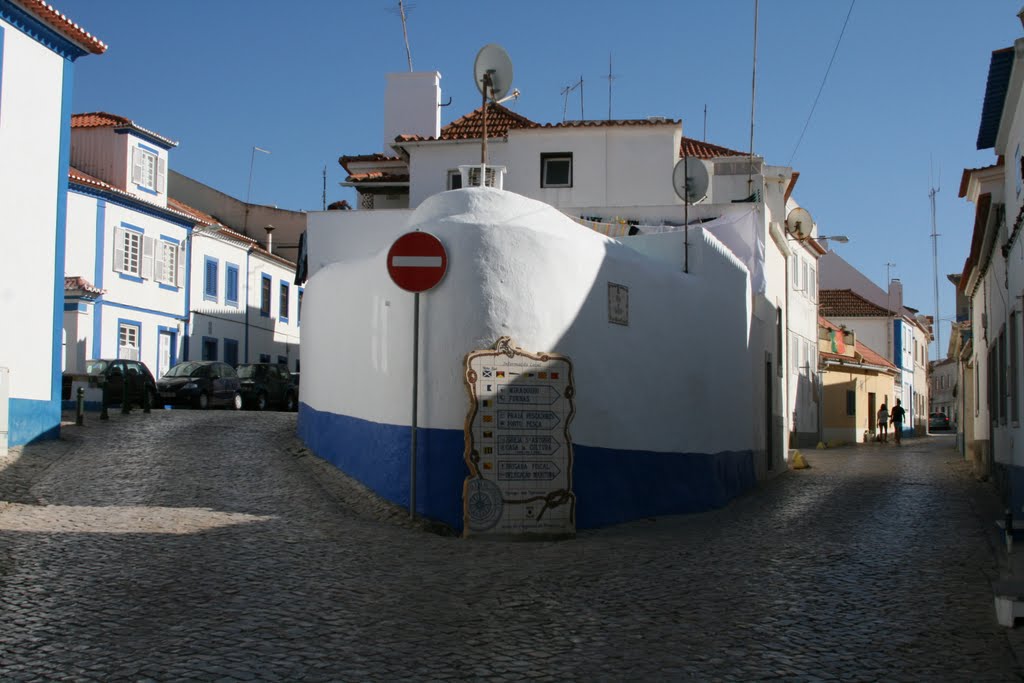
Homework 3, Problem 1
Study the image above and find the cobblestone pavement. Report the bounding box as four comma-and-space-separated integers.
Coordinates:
0, 411, 1021, 681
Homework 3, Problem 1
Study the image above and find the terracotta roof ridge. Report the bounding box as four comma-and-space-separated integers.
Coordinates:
16, 0, 107, 54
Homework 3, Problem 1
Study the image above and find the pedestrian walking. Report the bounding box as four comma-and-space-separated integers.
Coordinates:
890, 399, 906, 445
877, 403, 889, 442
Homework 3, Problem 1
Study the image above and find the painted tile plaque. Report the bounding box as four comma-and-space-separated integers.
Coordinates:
463, 336, 575, 538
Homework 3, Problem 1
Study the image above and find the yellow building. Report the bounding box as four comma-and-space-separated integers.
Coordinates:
820, 317, 898, 444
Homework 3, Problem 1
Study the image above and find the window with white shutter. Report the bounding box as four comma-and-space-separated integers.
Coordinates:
116, 228, 142, 276
155, 240, 179, 287
132, 146, 159, 191
119, 323, 140, 360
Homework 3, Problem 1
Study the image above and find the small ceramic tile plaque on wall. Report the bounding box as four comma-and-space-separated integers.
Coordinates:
608, 282, 629, 326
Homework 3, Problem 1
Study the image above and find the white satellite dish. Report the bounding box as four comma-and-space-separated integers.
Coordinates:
786, 207, 814, 238
474, 44, 514, 101
672, 158, 709, 203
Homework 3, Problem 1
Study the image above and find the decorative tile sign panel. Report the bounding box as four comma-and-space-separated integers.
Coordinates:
463, 336, 575, 538
608, 282, 629, 326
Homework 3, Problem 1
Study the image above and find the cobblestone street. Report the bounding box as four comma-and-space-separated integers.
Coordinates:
0, 410, 1021, 681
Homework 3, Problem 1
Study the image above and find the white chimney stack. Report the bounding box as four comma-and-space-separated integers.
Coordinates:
383, 72, 441, 153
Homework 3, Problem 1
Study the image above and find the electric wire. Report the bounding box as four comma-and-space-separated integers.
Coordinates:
788, 0, 856, 166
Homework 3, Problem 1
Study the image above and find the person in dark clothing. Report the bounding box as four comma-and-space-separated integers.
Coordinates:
877, 403, 889, 442
890, 399, 906, 445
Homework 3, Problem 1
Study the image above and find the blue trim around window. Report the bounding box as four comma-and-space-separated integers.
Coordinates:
225, 263, 240, 307
118, 221, 144, 283
135, 184, 158, 196
279, 279, 290, 323
134, 143, 160, 195
138, 143, 159, 155
204, 256, 219, 302
201, 336, 218, 361
113, 127, 175, 151
158, 234, 182, 292
63, 303, 87, 312
116, 317, 142, 359
0, 0, 89, 61
298, 287, 304, 327
260, 273, 272, 317
224, 338, 239, 367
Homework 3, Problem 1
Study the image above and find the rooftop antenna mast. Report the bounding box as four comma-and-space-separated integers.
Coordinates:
322, 165, 327, 211
561, 76, 583, 122
398, 0, 414, 71
930, 161, 941, 357
747, 0, 759, 193
606, 53, 616, 121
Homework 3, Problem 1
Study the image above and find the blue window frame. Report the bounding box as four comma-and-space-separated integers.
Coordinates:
225, 263, 239, 307
224, 338, 239, 367
280, 280, 290, 323
202, 336, 218, 361
297, 288, 304, 326
260, 273, 272, 317
204, 257, 219, 302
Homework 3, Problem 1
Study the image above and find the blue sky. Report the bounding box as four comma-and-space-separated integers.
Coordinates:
59, 1, 1022, 356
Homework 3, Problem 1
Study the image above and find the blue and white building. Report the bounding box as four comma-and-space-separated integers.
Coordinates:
63, 113, 301, 382
0, 0, 105, 447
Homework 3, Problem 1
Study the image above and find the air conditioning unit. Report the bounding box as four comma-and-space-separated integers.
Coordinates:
459, 164, 506, 189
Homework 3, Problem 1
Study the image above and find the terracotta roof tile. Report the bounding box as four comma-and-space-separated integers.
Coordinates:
681, 137, 747, 159
435, 102, 539, 140
959, 159, 1003, 198
538, 118, 681, 130
345, 171, 409, 184
819, 316, 896, 370
71, 112, 178, 148
819, 289, 893, 318
15, 0, 107, 54
338, 153, 401, 173
64, 275, 103, 295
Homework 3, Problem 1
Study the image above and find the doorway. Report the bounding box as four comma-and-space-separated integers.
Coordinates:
868, 392, 876, 436
158, 330, 176, 378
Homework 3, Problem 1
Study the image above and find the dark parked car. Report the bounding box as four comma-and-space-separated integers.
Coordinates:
236, 363, 298, 411
929, 412, 950, 431
62, 359, 158, 409
156, 361, 242, 409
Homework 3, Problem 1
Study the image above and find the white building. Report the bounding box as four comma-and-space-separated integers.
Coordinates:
63, 113, 301, 382
819, 252, 932, 436
0, 2, 105, 447
930, 357, 957, 424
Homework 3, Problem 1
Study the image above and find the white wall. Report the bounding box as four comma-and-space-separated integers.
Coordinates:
303, 188, 754, 455
383, 71, 440, 151
0, 21, 64, 403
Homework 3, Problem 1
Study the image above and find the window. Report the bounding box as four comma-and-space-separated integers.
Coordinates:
846, 390, 856, 416
280, 281, 290, 322
202, 337, 218, 361
791, 255, 801, 289
204, 257, 219, 302
1013, 312, 1020, 423
298, 289, 304, 326
278, 355, 288, 367
114, 227, 142, 276
226, 264, 239, 307
809, 265, 817, 302
801, 260, 809, 297
790, 333, 798, 374
118, 322, 140, 360
224, 339, 239, 368
260, 274, 272, 317
540, 153, 573, 188
131, 145, 165, 193
1000, 329, 1008, 424
259, 353, 271, 363
447, 170, 463, 190
156, 239, 181, 287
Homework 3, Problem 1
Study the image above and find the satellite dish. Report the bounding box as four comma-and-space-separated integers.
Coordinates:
474, 44, 514, 101
672, 158, 709, 203
786, 207, 814, 238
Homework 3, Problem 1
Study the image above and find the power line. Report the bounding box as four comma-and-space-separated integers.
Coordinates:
787, 0, 856, 167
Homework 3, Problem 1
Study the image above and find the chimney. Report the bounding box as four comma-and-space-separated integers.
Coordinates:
383, 72, 441, 152
264, 224, 275, 255
888, 278, 903, 312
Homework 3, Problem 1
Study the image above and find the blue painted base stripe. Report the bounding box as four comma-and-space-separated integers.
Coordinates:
298, 404, 758, 532
8, 398, 61, 446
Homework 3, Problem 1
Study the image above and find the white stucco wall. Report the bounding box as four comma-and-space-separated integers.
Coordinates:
302, 188, 754, 456
0, 20, 65, 403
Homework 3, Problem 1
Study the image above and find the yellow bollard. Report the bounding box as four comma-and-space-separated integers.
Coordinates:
791, 451, 810, 469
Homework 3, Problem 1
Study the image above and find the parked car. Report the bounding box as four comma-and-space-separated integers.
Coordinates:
156, 361, 242, 409
62, 359, 158, 409
236, 363, 298, 411
929, 412, 950, 431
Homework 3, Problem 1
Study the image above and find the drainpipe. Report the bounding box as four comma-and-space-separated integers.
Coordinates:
244, 246, 253, 363
183, 227, 193, 361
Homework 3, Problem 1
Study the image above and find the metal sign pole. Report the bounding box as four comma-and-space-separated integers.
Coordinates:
410, 291, 420, 519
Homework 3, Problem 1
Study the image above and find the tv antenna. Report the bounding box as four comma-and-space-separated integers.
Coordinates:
929, 162, 941, 357
605, 54, 616, 121
473, 44, 514, 185
394, 0, 414, 71
561, 76, 584, 122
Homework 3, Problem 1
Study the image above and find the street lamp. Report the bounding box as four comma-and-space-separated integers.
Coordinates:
244, 146, 271, 234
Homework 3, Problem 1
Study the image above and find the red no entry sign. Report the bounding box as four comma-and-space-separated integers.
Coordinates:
387, 231, 448, 293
